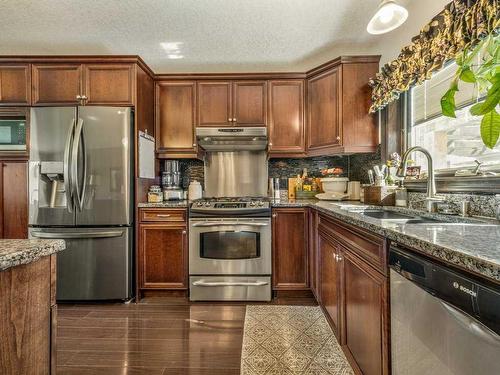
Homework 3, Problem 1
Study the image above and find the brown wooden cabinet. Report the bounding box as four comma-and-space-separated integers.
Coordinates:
307, 67, 341, 154
83, 64, 135, 105
233, 81, 267, 126
343, 249, 388, 375
307, 57, 380, 155
138, 209, 188, 293
197, 81, 266, 127
155, 81, 197, 157
0, 254, 56, 375
268, 80, 305, 156
32, 63, 135, 106
318, 229, 343, 339
32, 64, 82, 106
272, 208, 308, 290
315, 213, 389, 375
0, 64, 31, 106
0, 161, 28, 239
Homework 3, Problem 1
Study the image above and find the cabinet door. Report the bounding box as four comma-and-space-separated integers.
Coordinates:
197, 82, 232, 127
343, 249, 388, 375
83, 64, 135, 106
139, 224, 187, 289
155, 82, 197, 156
0, 64, 31, 106
272, 208, 308, 290
32, 64, 82, 105
319, 232, 342, 338
233, 81, 267, 126
307, 67, 341, 153
268, 80, 305, 155
0, 161, 27, 239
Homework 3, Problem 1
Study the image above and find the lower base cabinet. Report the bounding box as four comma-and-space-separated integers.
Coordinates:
317, 214, 389, 375
343, 248, 388, 375
138, 209, 188, 298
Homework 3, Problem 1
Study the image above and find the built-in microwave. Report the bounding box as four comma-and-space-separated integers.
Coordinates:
0, 118, 27, 150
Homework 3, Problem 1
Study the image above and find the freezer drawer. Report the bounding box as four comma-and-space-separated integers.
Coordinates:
189, 276, 271, 301
30, 227, 133, 301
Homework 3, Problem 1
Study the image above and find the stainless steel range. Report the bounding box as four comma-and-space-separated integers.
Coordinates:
189, 197, 272, 301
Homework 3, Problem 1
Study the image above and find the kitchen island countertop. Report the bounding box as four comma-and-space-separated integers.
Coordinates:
0, 239, 65, 272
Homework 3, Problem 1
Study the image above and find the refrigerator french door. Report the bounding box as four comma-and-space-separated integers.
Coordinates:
28, 106, 133, 301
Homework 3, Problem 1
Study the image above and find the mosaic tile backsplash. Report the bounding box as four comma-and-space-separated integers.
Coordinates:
162, 147, 498, 218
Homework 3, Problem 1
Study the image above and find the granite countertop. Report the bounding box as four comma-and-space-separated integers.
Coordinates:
0, 239, 66, 272
273, 198, 500, 282
138, 200, 189, 208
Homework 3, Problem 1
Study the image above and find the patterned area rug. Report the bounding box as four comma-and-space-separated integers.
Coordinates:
241, 305, 354, 374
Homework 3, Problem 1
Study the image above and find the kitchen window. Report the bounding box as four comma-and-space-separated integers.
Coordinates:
407, 61, 500, 174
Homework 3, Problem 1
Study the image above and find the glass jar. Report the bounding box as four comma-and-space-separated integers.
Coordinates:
148, 185, 163, 203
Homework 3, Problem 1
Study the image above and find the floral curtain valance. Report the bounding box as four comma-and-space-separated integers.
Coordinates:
369, 0, 499, 113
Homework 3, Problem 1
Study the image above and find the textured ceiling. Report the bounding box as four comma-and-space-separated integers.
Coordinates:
0, 0, 446, 73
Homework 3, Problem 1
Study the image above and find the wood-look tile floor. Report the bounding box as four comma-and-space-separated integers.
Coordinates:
56, 296, 317, 375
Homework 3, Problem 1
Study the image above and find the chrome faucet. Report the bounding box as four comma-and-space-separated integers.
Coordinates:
397, 146, 445, 213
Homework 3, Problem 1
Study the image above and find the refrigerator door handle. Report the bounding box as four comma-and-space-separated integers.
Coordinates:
71, 118, 87, 211
63, 118, 76, 213
30, 230, 125, 239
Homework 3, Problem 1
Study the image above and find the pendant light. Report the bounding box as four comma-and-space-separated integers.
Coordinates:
367, 0, 409, 35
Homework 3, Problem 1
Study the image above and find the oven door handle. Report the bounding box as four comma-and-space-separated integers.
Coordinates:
192, 280, 269, 287
191, 222, 269, 227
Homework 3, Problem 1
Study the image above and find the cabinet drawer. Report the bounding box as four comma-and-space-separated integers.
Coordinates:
140, 209, 187, 223
318, 214, 386, 274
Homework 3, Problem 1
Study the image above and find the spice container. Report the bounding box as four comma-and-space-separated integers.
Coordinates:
148, 185, 163, 203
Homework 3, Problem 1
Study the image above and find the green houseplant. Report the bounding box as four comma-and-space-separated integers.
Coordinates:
441, 34, 500, 149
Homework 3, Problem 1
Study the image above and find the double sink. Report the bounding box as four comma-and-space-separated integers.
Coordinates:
339, 205, 455, 225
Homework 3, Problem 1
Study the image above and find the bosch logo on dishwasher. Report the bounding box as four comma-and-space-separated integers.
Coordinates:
452, 281, 477, 297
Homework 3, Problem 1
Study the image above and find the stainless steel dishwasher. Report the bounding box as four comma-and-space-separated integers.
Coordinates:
389, 246, 500, 375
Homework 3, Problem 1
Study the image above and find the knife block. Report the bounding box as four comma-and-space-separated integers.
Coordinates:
363, 186, 397, 206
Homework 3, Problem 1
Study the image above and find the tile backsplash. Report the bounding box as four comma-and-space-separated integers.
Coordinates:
163, 146, 498, 218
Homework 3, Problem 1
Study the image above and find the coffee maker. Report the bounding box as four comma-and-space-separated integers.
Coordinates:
162, 160, 184, 200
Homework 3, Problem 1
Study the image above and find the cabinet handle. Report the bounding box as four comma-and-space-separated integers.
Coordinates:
156, 214, 171, 218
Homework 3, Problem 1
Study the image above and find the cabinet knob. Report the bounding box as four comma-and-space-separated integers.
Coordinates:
233, 118, 237, 122
336, 136, 341, 141
182, 230, 187, 234
81, 95, 88, 100
269, 142, 273, 146
76, 95, 82, 99
228, 118, 232, 122
272, 213, 277, 218
192, 143, 197, 147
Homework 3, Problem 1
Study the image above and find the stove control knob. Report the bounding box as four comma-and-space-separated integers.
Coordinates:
196, 202, 203, 206
204, 202, 211, 207
258, 201, 264, 206
249, 201, 256, 206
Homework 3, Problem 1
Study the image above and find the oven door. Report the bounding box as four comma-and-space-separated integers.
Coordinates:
189, 218, 271, 275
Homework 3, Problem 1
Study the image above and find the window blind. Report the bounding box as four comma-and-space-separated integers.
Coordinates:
411, 61, 479, 125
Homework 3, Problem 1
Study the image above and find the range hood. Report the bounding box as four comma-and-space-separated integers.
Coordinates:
196, 127, 268, 151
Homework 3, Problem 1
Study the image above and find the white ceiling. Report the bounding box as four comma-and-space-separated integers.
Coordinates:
0, 0, 448, 73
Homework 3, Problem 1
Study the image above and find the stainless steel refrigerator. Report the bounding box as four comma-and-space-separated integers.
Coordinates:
28, 106, 133, 301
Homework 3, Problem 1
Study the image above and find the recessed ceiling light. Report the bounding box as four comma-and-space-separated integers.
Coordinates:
367, 0, 408, 35
167, 54, 184, 59
160, 42, 183, 52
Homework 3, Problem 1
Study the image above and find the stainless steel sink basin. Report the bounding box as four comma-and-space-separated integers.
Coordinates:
350, 209, 447, 224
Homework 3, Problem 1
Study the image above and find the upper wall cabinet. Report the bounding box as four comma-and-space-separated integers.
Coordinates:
32, 63, 135, 106
307, 57, 380, 155
0, 64, 31, 106
155, 81, 197, 158
84, 64, 135, 106
268, 80, 305, 156
197, 81, 267, 127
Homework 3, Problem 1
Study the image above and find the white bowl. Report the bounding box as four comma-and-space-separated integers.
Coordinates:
320, 177, 348, 193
